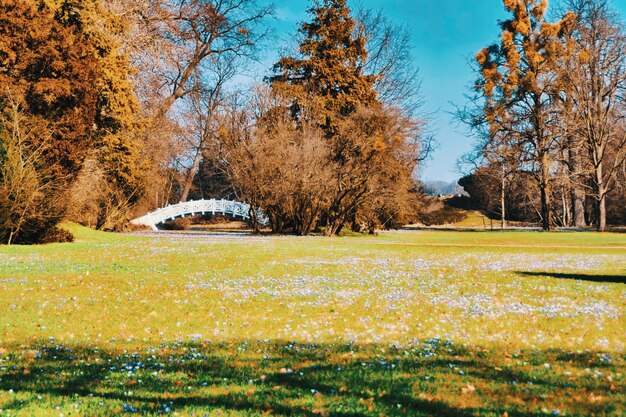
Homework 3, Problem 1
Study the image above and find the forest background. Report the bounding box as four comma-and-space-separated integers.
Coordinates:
1, 0, 625, 243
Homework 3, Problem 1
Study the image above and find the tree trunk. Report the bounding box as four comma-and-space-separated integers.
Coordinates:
569, 146, 586, 227
180, 149, 202, 203
500, 174, 506, 229
248, 206, 260, 234
598, 194, 606, 232
572, 191, 586, 228
561, 192, 569, 227
325, 220, 341, 236
596, 161, 606, 232
540, 186, 552, 230
539, 153, 553, 231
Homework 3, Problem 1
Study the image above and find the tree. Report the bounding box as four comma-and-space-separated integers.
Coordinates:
458, 167, 503, 220
0, 0, 101, 178
177, 57, 236, 202
459, 165, 542, 225
0, 91, 62, 244
223, 88, 335, 235
271, 0, 378, 137
355, 6, 427, 124
103, 0, 273, 212
558, 0, 626, 231
458, 129, 520, 229
137, 0, 273, 119
326, 106, 421, 235
349, 108, 423, 233
0, 0, 143, 236
268, 0, 424, 235
473, 0, 577, 230
72, 0, 145, 229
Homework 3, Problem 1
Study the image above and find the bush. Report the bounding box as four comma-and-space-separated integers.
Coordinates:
39, 227, 74, 244
0, 95, 64, 244
160, 217, 191, 230
6, 221, 73, 245
128, 223, 153, 232
419, 207, 467, 226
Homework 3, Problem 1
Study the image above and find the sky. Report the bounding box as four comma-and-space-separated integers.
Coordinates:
252, 0, 626, 183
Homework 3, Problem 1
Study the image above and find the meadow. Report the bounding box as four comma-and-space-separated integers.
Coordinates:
0, 225, 624, 416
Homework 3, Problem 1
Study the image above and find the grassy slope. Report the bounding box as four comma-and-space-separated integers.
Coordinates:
0, 225, 624, 416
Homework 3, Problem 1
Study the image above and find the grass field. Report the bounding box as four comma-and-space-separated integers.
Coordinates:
0, 225, 624, 416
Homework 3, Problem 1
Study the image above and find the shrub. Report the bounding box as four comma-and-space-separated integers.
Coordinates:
419, 207, 467, 226
0, 92, 64, 244
160, 217, 191, 230
39, 227, 74, 244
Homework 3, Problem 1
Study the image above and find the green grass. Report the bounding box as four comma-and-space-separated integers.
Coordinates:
0, 225, 624, 416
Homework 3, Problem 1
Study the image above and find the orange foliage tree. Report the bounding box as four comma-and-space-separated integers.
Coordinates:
474, 0, 577, 230
0, 0, 142, 240
267, 0, 423, 235
271, 0, 378, 137
558, 0, 626, 231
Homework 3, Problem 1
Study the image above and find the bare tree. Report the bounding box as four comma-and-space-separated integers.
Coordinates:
467, 0, 577, 230
101, 0, 273, 212
559, 0, 626, 231
139, 0, 274, 119
355, 6, 434, 160
177, 56, 237, 202
223, 88, 335, 235
356, 7, 422, 115
458, 126, 520, 229
66, 154, 144, 231
0, 91, 63, 244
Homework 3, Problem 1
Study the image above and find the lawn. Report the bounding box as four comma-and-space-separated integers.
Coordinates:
0, 225, 624, 416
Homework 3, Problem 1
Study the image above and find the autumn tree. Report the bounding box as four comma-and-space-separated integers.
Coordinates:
473, 0, 577, 230
221, 88, 335, 235
0, 92, 63, 244
271, 0, 378, 136
60, 0, 145, 229
102, 0, 273, 212
342, 107, 423, 233
0, 0, 100, 179
0, 0, 143, 238
268, 0, 424, 235
558, 0, 626, 231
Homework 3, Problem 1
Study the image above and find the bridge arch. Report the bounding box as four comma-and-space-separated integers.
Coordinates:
130, 199, 268, 230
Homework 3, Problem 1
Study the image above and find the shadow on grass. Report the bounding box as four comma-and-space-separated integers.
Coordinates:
516, 271, 626, 284
0, 340, 623, 416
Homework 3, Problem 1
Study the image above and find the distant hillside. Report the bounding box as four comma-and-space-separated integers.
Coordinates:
422, 180, 467, 196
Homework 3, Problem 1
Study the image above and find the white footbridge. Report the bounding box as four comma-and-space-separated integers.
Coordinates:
130, 199, 268, 230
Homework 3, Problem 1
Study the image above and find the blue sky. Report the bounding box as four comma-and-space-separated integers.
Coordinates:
255, 0, 626, 183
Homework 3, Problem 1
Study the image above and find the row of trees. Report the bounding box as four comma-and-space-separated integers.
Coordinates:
460, 0, 626, 231
0, 0, 274, 243
0, 0, 141, 243
0, 0, 428, 242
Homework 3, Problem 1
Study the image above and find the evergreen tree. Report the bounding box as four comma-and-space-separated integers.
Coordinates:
0, 0, 142, 241
271, 0, 378, 137
261, 0, 421, 235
